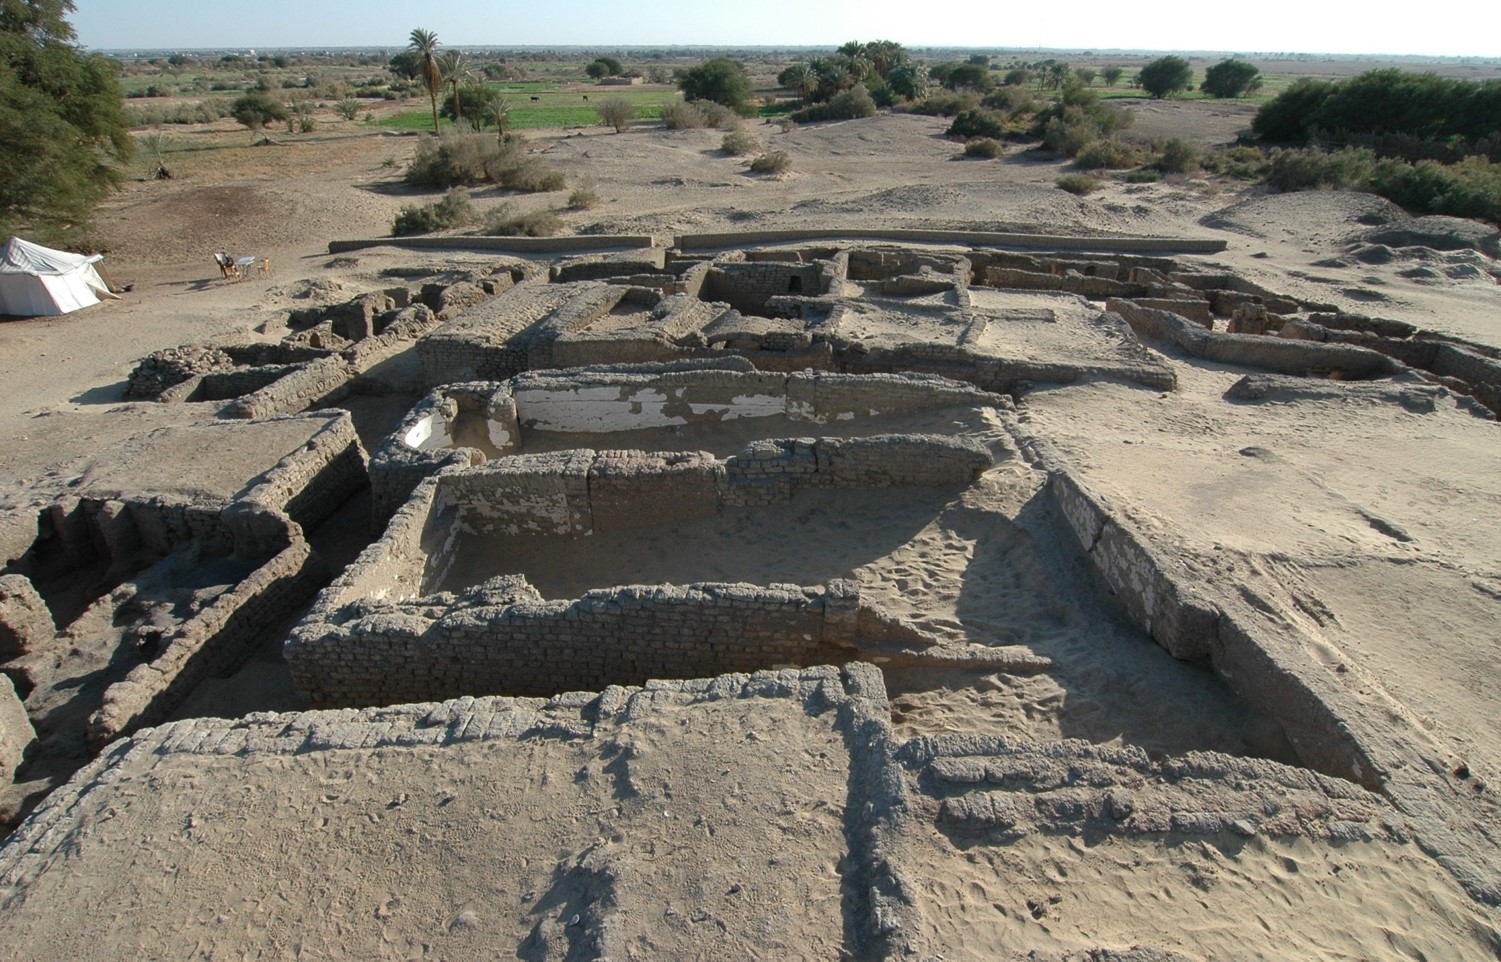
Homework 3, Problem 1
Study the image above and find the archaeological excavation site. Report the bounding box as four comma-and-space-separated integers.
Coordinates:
3, 233, 1500, 960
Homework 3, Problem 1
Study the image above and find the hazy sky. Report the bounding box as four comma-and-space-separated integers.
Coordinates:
71, 0, 1500, 57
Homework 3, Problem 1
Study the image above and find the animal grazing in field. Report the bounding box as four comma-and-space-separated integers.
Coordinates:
530, 96, 539, 101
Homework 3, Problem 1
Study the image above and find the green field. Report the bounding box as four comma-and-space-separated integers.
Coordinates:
380, 83, 680, 131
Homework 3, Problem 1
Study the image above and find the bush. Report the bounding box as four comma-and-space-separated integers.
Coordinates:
1200, 145, 1270, 180
1120, 169, 1161, 184
1042, 114, 1099, 157
749, 150, 791, 174
721, 129, 760, 155
1055, 173, 1099, 195
125, 100, 233, 126
676, 58, 754, 113
911, 91, 980, 117
1265, 146, 1377, 191
497, 156, 565, 192
335, 98, 361, 120
947, 108, 1006, 140
230, 91, 287, 129
1261, 147, 1501, 224
1251, 78, 1335, 141
392, 188, 474, 235
586, 56, 623, 79
1253, 70, 1501, 150
789, 83, 877, 123
982, 85, 1034, 115
405, 132, 563, 192
962, 137, 1004, 159
1201, 60, 1262, 99
1074, 138, 1145, 170
567, 183, 600, 209
660, 99, 736, 130
1138, 56, 1193, 99
482, 202, 562, 236
596, 98, 636, 133
1157, 137, 1199, 173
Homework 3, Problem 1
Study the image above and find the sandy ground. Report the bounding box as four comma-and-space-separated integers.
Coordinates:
2, 100, 1501, 959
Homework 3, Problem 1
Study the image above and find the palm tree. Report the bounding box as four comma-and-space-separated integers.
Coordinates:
484, 93, 511, 142
439, 50, 471, 126
408, 28, 442, 134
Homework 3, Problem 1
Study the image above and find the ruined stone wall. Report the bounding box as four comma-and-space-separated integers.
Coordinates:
289, 580, 844, 706
438, 436, 991, 537
367, 370, 1004, 527
1107, 298, 1401, 380
417, 285, 577, 385
368, 383, 507, 525
88, 539, 330, 743
701, 262, 830, 314
221, 356, 355, 420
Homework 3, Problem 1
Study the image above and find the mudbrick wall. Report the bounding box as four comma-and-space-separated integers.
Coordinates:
287, 572, 941, 708
1107, 298, 1401, 379
438, 434, 992, 538
87, 539, 330, 743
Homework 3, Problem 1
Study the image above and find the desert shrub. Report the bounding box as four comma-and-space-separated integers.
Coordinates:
1250, 79, 1335, 141
1264, 146, 1377, 191
392, 188, 474, 235
721, 129, 760, 155
1200, 60, 1262, 99
230, 91, 287, 129
963, 137, 1004, 158
982, 85, 1034, 114
1055, 173, 1099, 195
1102, 66, 1124, 87
937, 62, 993, 93
1042, 114, 1099, 157
567, 183, 600, 209
675, 58, 754, 113
125, 100, 233, 126
482, 203, 562, 237
1260, 148, 1501, 224
1253, 71, 1501, 151
406, 132, 500, 186
775, 117, 799, 133
911, 91, 979, 117
596, 98, 636, 133
660, 99, 736, 130
1157, 137, 1199, 173
1074, 138, 1145, 170
1200, 145, 1269, 179
405, 132, 563, 192
586, 56, 623, 79
1120, 169, 1161, 183
1367, 155, 1501, 224
789, 83, 877, 123
749, 150, 791, 174
335, 98, 361, 120
947, 109, 1006, 140
496, 156, 565, 192
1138, 56, 1193, 99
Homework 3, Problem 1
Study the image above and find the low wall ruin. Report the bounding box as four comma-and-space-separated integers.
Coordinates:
368, 365, 1004, 526
288, 575, 938, 707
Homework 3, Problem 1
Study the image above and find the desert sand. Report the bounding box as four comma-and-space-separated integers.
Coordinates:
2, 101, 1500, 959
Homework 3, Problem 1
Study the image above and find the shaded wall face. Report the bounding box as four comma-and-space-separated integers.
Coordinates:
701, 264, 826, 315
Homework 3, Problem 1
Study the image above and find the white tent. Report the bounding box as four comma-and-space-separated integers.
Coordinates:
0, 236, 119, 317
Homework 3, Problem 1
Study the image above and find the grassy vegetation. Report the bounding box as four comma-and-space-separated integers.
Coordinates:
381, 84, 676, 130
